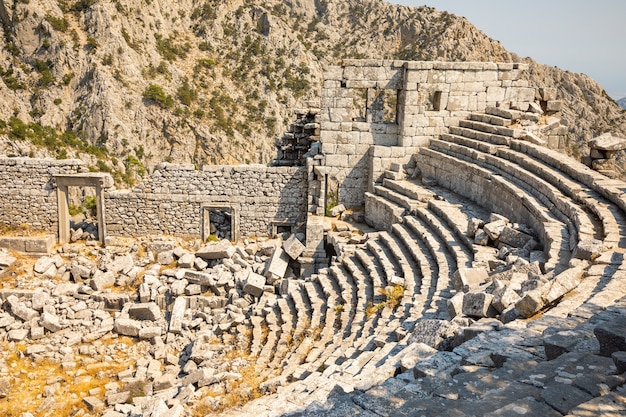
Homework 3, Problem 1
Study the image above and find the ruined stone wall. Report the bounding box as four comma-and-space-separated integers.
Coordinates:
106, 163, 308, 239
0, 158, 84, 231
320, 60, 535, 208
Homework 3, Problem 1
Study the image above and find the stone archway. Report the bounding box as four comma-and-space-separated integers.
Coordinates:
55, 173, 113, 244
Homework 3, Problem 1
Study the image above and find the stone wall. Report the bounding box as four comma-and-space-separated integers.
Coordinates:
0, 158, 84, 231
320, 60, 534, 208
0, 158, 308, 241
106, 163, 308, 239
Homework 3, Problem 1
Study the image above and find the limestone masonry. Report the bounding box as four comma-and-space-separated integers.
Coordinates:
0, 60, 625, 417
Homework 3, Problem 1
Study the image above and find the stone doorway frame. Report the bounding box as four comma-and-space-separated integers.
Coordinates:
201, 204, 240, 242
55, 173, 112, 244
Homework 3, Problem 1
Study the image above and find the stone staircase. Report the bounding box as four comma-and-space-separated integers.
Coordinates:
217, 107, 626, 417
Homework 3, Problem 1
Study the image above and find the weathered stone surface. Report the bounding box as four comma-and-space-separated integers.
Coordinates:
498, 226, 534, 248
595, 321, 626, 357
40, 311, 63, 332
177, 252, 195, 268
243, 271, 266, 298
183, 270, 214, 286
515, 289, 544, 318
264, 246, 290, 282
466, 217, 484, 238
329, 204, 346, 217
541, 385, 592, 415
452, 268, 488, 292
573, 238, 604, 260
6, 295, 38, 321
474, 230, 490, 246
168, 297, 186, 334
490, 280, 520, 313
612, 351, 626, 374
407, 319, 460, 350
483, 220, 507, 240
196, 240, 235, 260
282, 234, 306, 260
83, 396, 105, 413
588, 132, 626, 151
462, 292, 494, 318
114, 318, 141, 336
128, 302, 161, 321
90, 270, 116, 291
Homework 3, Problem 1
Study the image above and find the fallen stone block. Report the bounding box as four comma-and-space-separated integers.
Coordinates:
139, 326, 162, 339
447, 292, 464, 319
33, 256, 55, 274
83, 396, 105, 413
196, 240, 235, 260
243, 271, 266, 298
515, 288, 544, 318
128, 302, 161, 321
398, 342, 437, 373
90, 270, 116, 291
8, 328, 28, 341
466, 217, 484, 238
168, 297, 186, 334
92, 293, 131, 311
183, 270, 214, 286
490, 280, 521, 313
6, 295, 38, 321
40, 311, 63, 333
407, 319, 460, 350
114, 318, 141, 337
462, 292, 495, 318
264, 246, 290, 282
157, 250, 175, 265
541, 265, 584, 305
498, 226, 534, 248
483, 220, 507, 240
612, 351, 626, 374
177, 252, 195, 269
452, 268, 488, 292
329, 204, 346, 217
541, 385, 591, 415
105, 254, 134, 274
474, 230, 489, 246
543, 330, 581, 360
282, 234, 306, 260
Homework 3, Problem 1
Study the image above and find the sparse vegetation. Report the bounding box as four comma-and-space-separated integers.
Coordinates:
143, 84, 174, 108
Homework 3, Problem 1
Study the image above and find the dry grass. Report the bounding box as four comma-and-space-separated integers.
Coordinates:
365, 285, 405, 317
0, 337, 142, 417
0, 223, 48, 237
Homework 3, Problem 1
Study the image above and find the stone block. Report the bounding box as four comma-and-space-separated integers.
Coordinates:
196, 240, 235, 260
483, 220, 507, 240
541, 385, 592, 415
573, 238, 603, 261
452, 268, 488, 292
612, 351, 626, 374
139, 326, 162, 339
243, 271, 266, 298
168, 297, 186, 334
40, 312, 63, 332
515, 289, 544, 318
114, 318, 141, 337
498, 226, 534, 248
282, 234, 306, 260
595, 321, 626, 357
177, 253, 195, 269
462, 292, 494, 318
446, 292, 464, 319
474, 230, 489, 246
183, 270, 214, 286
6, 295, 38, 321
466, 218, 484, 238
90, 270, 116, 291
128, 302, 161, 321
264, 246, 290, 282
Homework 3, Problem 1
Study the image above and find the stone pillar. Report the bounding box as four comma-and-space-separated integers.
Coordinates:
56, 183, 70, 244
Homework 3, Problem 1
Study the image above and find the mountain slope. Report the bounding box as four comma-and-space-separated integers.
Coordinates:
0, 0, 624, 181
618, 97, 626, 109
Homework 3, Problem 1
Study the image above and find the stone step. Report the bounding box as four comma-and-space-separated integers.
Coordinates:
364, 191, 406, 231
413, 205, 473, 269
426, 198, 475, 252
373, 184, 423, 212
449, 125, 511, 146
366, 238, 402, 286
485, 106, 524, 121
432, 138, 601, 249
381, 178, 436, 202
329, 265, 357, 338
458, 119, 520, 138
468, 111, 512, 127
355, 248, 387, 302
417, 146, 571, 272
440, 132, 501, 154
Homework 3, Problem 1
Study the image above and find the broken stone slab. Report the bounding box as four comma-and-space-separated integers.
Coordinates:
183, 270, 214, 286
541, 265, 585, 305
466, 218, 484, 238
139, 326, 162, 340
483, 220, 507, 240
92, 293, 131, 311
243, 270, 266, 298
5, 295, 38, 321
462, 292, 495, 318
515, 288, 544, 318
572, 238, 603, 261
398, 342, 438, 373
540, 384, 592, 415
407, 319, 460, 350
128, 302, 161, 321
474, 230, 489, 246
612, 351, 626, 374
168, 297, 186, 334
90, 270, 116, 291
177, 253, 195, 269
0, 251, 16, 268
264, 246, 290, 283
282, 234, 306, 260
490, 280, 521, 313
588, 132, 626, 151
521, 131, 547, 146
104, 253, 134, 274
157, 250, 175, 265
452, 268, 488, 292
33, 256, 56, 274
447, 292, 464, 319
498, 226, 534, 248
114, 318, 141, 337
40, 311, 64, 333
196, 239, 235, 260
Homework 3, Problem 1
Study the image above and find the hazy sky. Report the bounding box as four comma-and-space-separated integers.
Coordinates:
390, 1, 626, 100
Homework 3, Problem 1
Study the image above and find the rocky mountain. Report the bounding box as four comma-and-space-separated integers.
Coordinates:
618, 97, 626, 109
0, 0, 624, 183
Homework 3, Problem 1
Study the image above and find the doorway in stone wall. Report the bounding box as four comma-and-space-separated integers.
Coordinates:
202, 206, 239, 242
55, 174, 110, 244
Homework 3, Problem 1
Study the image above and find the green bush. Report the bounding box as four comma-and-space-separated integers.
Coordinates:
143, 84, 173, 108
177, 79, 197, 106
46, 14, 69, 32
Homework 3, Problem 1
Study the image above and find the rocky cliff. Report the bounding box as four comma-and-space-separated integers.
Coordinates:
0, 0, 624, 181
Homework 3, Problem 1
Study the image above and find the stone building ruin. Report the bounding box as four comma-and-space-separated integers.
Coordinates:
1, 60, 626, 416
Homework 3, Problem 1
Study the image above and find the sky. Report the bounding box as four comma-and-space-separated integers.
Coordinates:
390, 0, 626, 100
